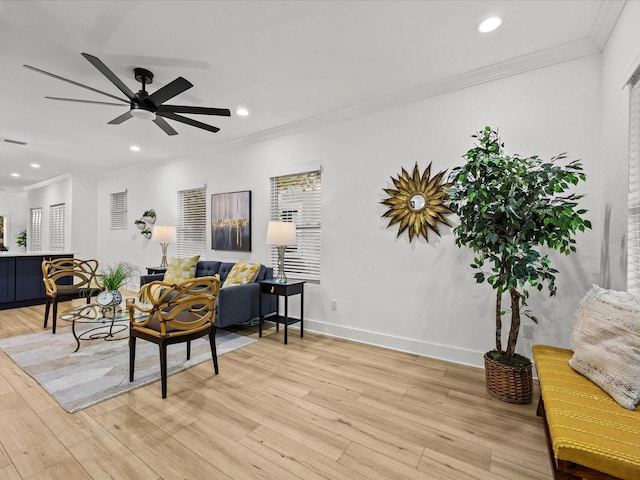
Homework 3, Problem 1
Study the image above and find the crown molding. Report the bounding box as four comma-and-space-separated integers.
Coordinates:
194, 37, 602, 158
23, 173, 71, 191
590, 0, 626, 50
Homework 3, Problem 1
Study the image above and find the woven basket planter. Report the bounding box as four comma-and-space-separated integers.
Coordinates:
484, 353, 533, 404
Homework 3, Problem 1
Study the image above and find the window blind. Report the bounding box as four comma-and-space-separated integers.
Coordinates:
270, 170, 322, 281
110, 191, 127, 229
177, 187, 206, 257
30, 208, 42, 251
49, 203, 66, 251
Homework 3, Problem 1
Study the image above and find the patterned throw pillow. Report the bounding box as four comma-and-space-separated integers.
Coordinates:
571, 285, 640, 349
163, 255, 201, 284
222, 261, 261, 288
569, 285, 640, 410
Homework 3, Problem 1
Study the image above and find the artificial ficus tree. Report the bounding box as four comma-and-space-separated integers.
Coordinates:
446, 127, 591, 365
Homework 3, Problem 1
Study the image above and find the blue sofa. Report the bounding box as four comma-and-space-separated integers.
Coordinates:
139, 260, 277, 329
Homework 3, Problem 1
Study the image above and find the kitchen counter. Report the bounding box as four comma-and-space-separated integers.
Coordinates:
0, 253, 75, 309
1, 251, 75, 257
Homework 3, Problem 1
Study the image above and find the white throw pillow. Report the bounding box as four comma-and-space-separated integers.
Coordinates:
569, 286, 640, 410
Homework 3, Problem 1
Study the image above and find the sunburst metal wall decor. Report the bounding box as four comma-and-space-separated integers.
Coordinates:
381, 162, 453, 241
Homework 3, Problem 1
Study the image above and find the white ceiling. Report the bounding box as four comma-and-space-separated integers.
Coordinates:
0, 0, 625, 192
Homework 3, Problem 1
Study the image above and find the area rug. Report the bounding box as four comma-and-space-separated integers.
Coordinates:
0, 326, 255, 413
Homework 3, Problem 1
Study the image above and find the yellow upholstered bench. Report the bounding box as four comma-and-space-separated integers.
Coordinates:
532, 345, 640, 480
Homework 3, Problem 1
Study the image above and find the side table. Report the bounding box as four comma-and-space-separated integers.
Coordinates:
146, 266, 168, 275
259, 279, 305, 344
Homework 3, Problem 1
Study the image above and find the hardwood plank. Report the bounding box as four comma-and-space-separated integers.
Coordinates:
0, 392, 71, 478
201, 387, 351, 462
25, 456, 92, 480
0, 443, 12, 470
338, 442, 433, 480
489, 448, 551, 480
240, 425, 369, 480
261, 386, 424, 468
39, 406, 159, 480
0, 464, 21, 480
173, 420, 301, 480
306, 385, 491, 467
0, 366, 15, 397
94, 405, 231, 479
0, 359, 59, 413
417, 446, 514, 480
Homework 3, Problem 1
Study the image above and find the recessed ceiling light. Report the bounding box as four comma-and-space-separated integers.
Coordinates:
11, 173, 19, 177
479, 17, 502, 33
130, 145, 141, 152
30, 163, 40, 168
236, 108, 249, 117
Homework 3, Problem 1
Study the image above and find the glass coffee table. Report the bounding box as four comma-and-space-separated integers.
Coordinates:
59, 303, 145, 352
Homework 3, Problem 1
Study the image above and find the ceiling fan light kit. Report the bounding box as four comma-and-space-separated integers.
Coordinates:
24, 52, 231, 135
130, 105, 156, 121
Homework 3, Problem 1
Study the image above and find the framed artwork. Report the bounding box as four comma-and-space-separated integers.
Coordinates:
211, 190, 251, 251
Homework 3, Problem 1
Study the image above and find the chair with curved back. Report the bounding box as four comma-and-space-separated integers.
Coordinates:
42, 257, 101, 334
128, 275, 221, 398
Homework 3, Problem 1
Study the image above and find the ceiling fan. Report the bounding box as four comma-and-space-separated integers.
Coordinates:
23, 52, 231, 136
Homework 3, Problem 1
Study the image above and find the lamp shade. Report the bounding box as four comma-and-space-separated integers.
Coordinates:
266, 221, 296, 246
151, 225, 177, 243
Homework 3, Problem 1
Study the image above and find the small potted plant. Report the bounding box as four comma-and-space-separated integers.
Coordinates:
142, 209, 156, 225
446, 127, 591, 404
97, 262, 139, 307
16, 230, 27, 251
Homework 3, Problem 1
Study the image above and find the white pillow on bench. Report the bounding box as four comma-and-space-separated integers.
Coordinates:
569, 285, 640, 410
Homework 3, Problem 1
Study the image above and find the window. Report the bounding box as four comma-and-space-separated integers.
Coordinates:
177, 187, 206, 257
110, 190, 127, 229
270, 170, 322, 281
628, 68, 640, 294
30, 208, 42, 251
49, 203, 66, 251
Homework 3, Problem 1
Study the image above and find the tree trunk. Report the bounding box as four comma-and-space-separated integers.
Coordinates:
506, 288, 521, 358
495, 289, 502, 353
495, 250, 509, 354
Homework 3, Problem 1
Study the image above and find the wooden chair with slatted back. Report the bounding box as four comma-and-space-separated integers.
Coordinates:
42, 257, 102, 334
128, 275, 221, 398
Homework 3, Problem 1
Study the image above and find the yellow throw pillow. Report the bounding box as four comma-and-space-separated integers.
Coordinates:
222, 261, 261, 288
163, 255, 200, 284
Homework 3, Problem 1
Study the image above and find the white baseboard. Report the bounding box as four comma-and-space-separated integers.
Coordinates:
296, 318, 486, 369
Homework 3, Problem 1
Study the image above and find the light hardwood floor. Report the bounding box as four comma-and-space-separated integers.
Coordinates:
0, 300, 552, 480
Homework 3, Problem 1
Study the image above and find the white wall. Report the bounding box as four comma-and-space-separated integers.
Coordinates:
25, 174, 97, 257
70, 174, 98, 258
96, 52, 606, 367
0, 191, 27, 250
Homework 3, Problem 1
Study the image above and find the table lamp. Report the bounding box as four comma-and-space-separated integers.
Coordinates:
266, 221, 296, 283
151, 225, 176, 268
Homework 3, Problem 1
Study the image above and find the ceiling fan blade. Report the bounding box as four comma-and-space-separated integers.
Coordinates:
24, 64, 129, 104
108, 111, 133, 125
158, 111, 220, 133
45, 96, 126, 107
153, 116, 179, 136
146, 77, 193, 107
81, 52, 136, 101
157, 105, 231, 116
